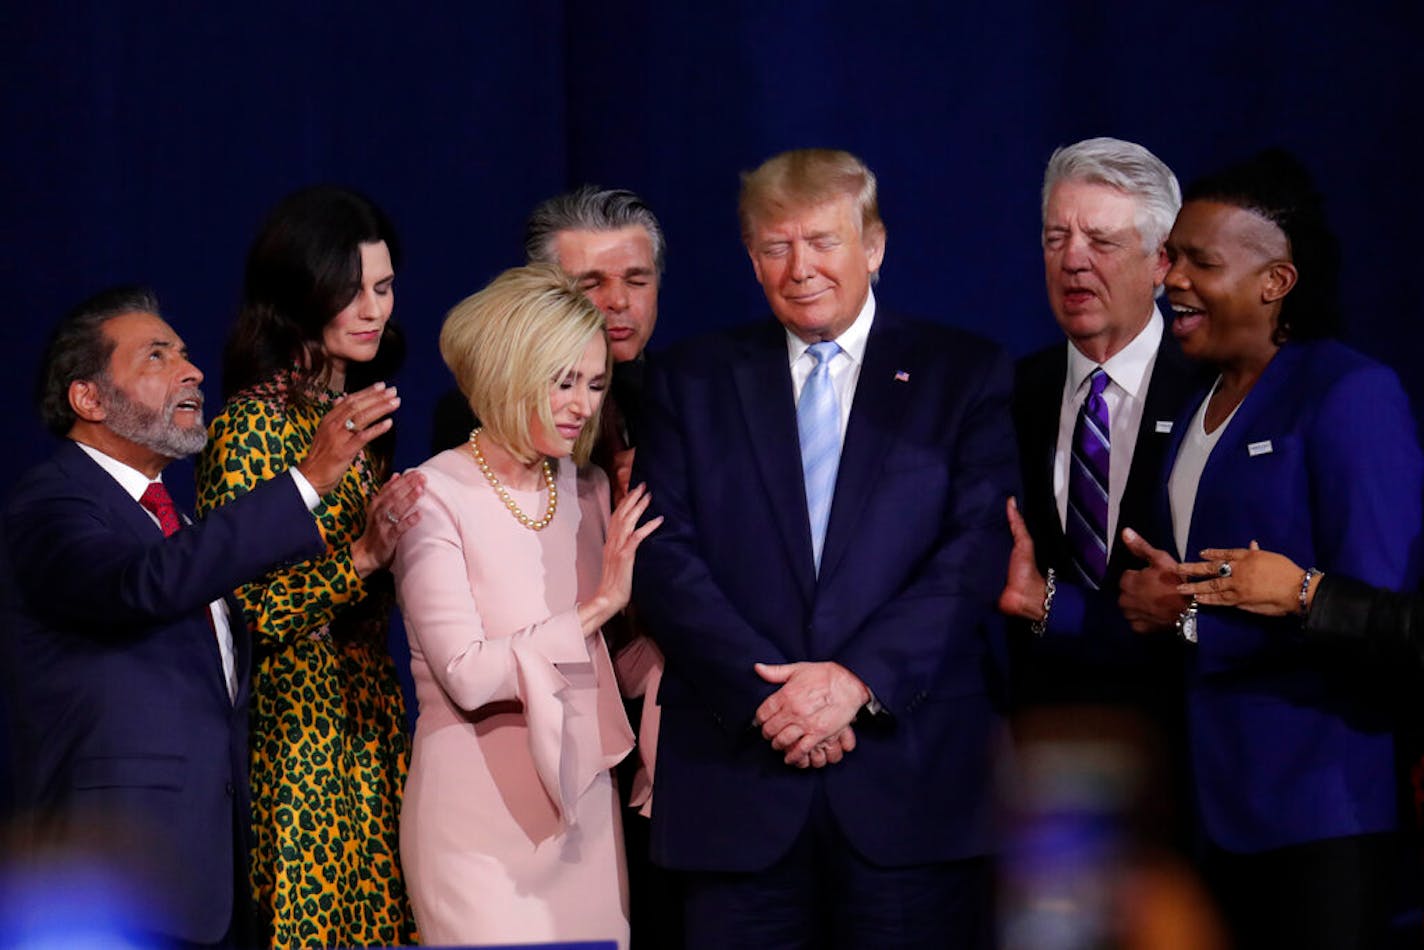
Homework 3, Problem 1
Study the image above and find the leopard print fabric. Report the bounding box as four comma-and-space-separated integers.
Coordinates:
196, 370, 417, 949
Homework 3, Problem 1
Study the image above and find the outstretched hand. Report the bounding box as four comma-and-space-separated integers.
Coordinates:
299, 383, 401, 496
1176, 541, 1311, 616
1118, 527, 1189, 633
578, 483, 663, 635
998, 496, 1048, 621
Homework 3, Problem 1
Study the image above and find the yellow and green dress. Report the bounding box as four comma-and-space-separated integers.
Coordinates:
196, 370, 417, 949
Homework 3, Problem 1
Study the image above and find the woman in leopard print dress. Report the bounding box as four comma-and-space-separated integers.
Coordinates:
196, 187, 423, 948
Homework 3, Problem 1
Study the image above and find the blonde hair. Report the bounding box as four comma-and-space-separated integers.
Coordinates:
738, 148, 884, 244
440, 264, 609, 466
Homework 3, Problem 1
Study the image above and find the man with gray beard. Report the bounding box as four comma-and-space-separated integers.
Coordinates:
0, 286, 414, 949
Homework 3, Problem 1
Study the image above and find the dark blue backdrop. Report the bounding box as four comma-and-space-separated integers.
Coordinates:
2, 0, 1423, 903
5, 2, 1422, 503
3, 3, 1424, 931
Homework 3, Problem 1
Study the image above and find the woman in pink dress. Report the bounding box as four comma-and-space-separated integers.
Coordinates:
393, 264, 661, 948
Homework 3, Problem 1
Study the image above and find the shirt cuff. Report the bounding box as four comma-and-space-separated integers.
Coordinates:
289, 468, 321, 511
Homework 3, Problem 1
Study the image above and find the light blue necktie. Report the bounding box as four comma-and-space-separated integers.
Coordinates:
798, 341, 842, 572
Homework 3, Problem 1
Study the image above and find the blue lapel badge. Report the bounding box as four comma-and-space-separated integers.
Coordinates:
894, 370, 910, 382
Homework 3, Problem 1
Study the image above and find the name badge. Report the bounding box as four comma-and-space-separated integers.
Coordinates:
1154, 420, 1173, 434
1248, 440, 1273, 457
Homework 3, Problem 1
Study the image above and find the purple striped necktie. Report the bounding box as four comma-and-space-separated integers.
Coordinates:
1067, 368, 1111, 588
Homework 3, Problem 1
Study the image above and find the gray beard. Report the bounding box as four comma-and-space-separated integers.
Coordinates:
99, 379, 208, 459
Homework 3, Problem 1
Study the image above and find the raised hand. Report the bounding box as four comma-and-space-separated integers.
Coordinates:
1118, 527, 1190, 633
351, 471, 426, 577
998, 496, 1049, 621
577, 483, 663, 635
298, 383, 402, 496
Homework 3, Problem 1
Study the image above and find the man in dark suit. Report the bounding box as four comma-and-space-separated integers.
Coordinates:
999, 138, 1204, 736
0, 286, 411, 948
633, 148, 1016, 948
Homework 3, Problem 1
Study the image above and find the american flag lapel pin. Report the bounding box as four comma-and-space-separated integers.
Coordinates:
894, 370, 910, 382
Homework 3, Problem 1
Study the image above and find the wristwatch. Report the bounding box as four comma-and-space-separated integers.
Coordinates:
1176, 595, 1198, 644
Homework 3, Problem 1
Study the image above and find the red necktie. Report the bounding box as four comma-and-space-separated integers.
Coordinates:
141, 480, 236, 700
139, 482, 183, 537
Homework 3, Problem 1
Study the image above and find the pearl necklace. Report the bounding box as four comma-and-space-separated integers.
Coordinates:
467, 428, 558, 530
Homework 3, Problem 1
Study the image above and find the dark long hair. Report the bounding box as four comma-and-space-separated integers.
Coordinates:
1183, 149, 1341, 343
223, 185, 405, 472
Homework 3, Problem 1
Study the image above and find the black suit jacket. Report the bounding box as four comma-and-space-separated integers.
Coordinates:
1009, 316, 1206, 711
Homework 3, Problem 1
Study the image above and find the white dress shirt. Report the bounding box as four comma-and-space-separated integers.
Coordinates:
1053, 306, 1164, 558
76, 442, 320, 703
787, 287, 877, 446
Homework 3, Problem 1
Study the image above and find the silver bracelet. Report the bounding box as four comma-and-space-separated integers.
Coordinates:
1031, 568, 1056, 636
1298, 567, 1321, 616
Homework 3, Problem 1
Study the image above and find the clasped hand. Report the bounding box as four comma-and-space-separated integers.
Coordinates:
753, 661, 869, 770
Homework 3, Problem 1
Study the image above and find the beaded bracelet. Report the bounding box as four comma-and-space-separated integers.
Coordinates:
1298, 567, 1320, 616
1031, 568, 1056, 636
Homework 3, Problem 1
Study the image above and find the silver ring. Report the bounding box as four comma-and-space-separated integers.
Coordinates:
385, 510, 399, 525
1217, 562, 1233, 578
344, 417, 357, 432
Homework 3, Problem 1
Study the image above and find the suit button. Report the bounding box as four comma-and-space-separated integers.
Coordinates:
225, 781, 235, 797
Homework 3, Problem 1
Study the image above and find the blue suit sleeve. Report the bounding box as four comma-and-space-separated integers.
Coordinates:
1195, 363, 1424, 669
831, 348, 1017, 715
632, 358, 792, 728
6, 470, 325, 632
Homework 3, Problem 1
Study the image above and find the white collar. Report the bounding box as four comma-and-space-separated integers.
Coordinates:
1065, 303, 1163, 398
75, 440, 166, 502
786, 287, 877, 367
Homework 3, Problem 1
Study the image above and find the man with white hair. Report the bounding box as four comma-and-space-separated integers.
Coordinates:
999, 137, 1205, 730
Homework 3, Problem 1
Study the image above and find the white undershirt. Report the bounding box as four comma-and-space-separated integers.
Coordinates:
1168, 380, 1239, 560
76, 442, 320, 703
1054, 306, 1164, 557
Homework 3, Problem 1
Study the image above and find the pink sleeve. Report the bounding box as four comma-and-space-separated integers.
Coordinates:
394, 469, 589, 713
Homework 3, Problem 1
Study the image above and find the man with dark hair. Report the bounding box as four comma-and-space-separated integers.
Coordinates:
0, 286, 408, 948
634, 148, 1015, 948
432, 184, 663, 474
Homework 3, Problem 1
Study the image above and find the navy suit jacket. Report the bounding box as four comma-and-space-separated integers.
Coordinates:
633, 310, 1017, 872
1010, 319, 1206, 712
0, 440, 325, 943
1152, 340, 1423, 852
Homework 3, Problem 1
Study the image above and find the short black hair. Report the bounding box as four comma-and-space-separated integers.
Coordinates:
1183, 149, 1341, 342
38, 285, 161, 436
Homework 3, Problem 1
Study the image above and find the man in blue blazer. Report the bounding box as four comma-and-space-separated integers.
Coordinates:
0, 286, 408, 948
634, 149, 1016, 948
